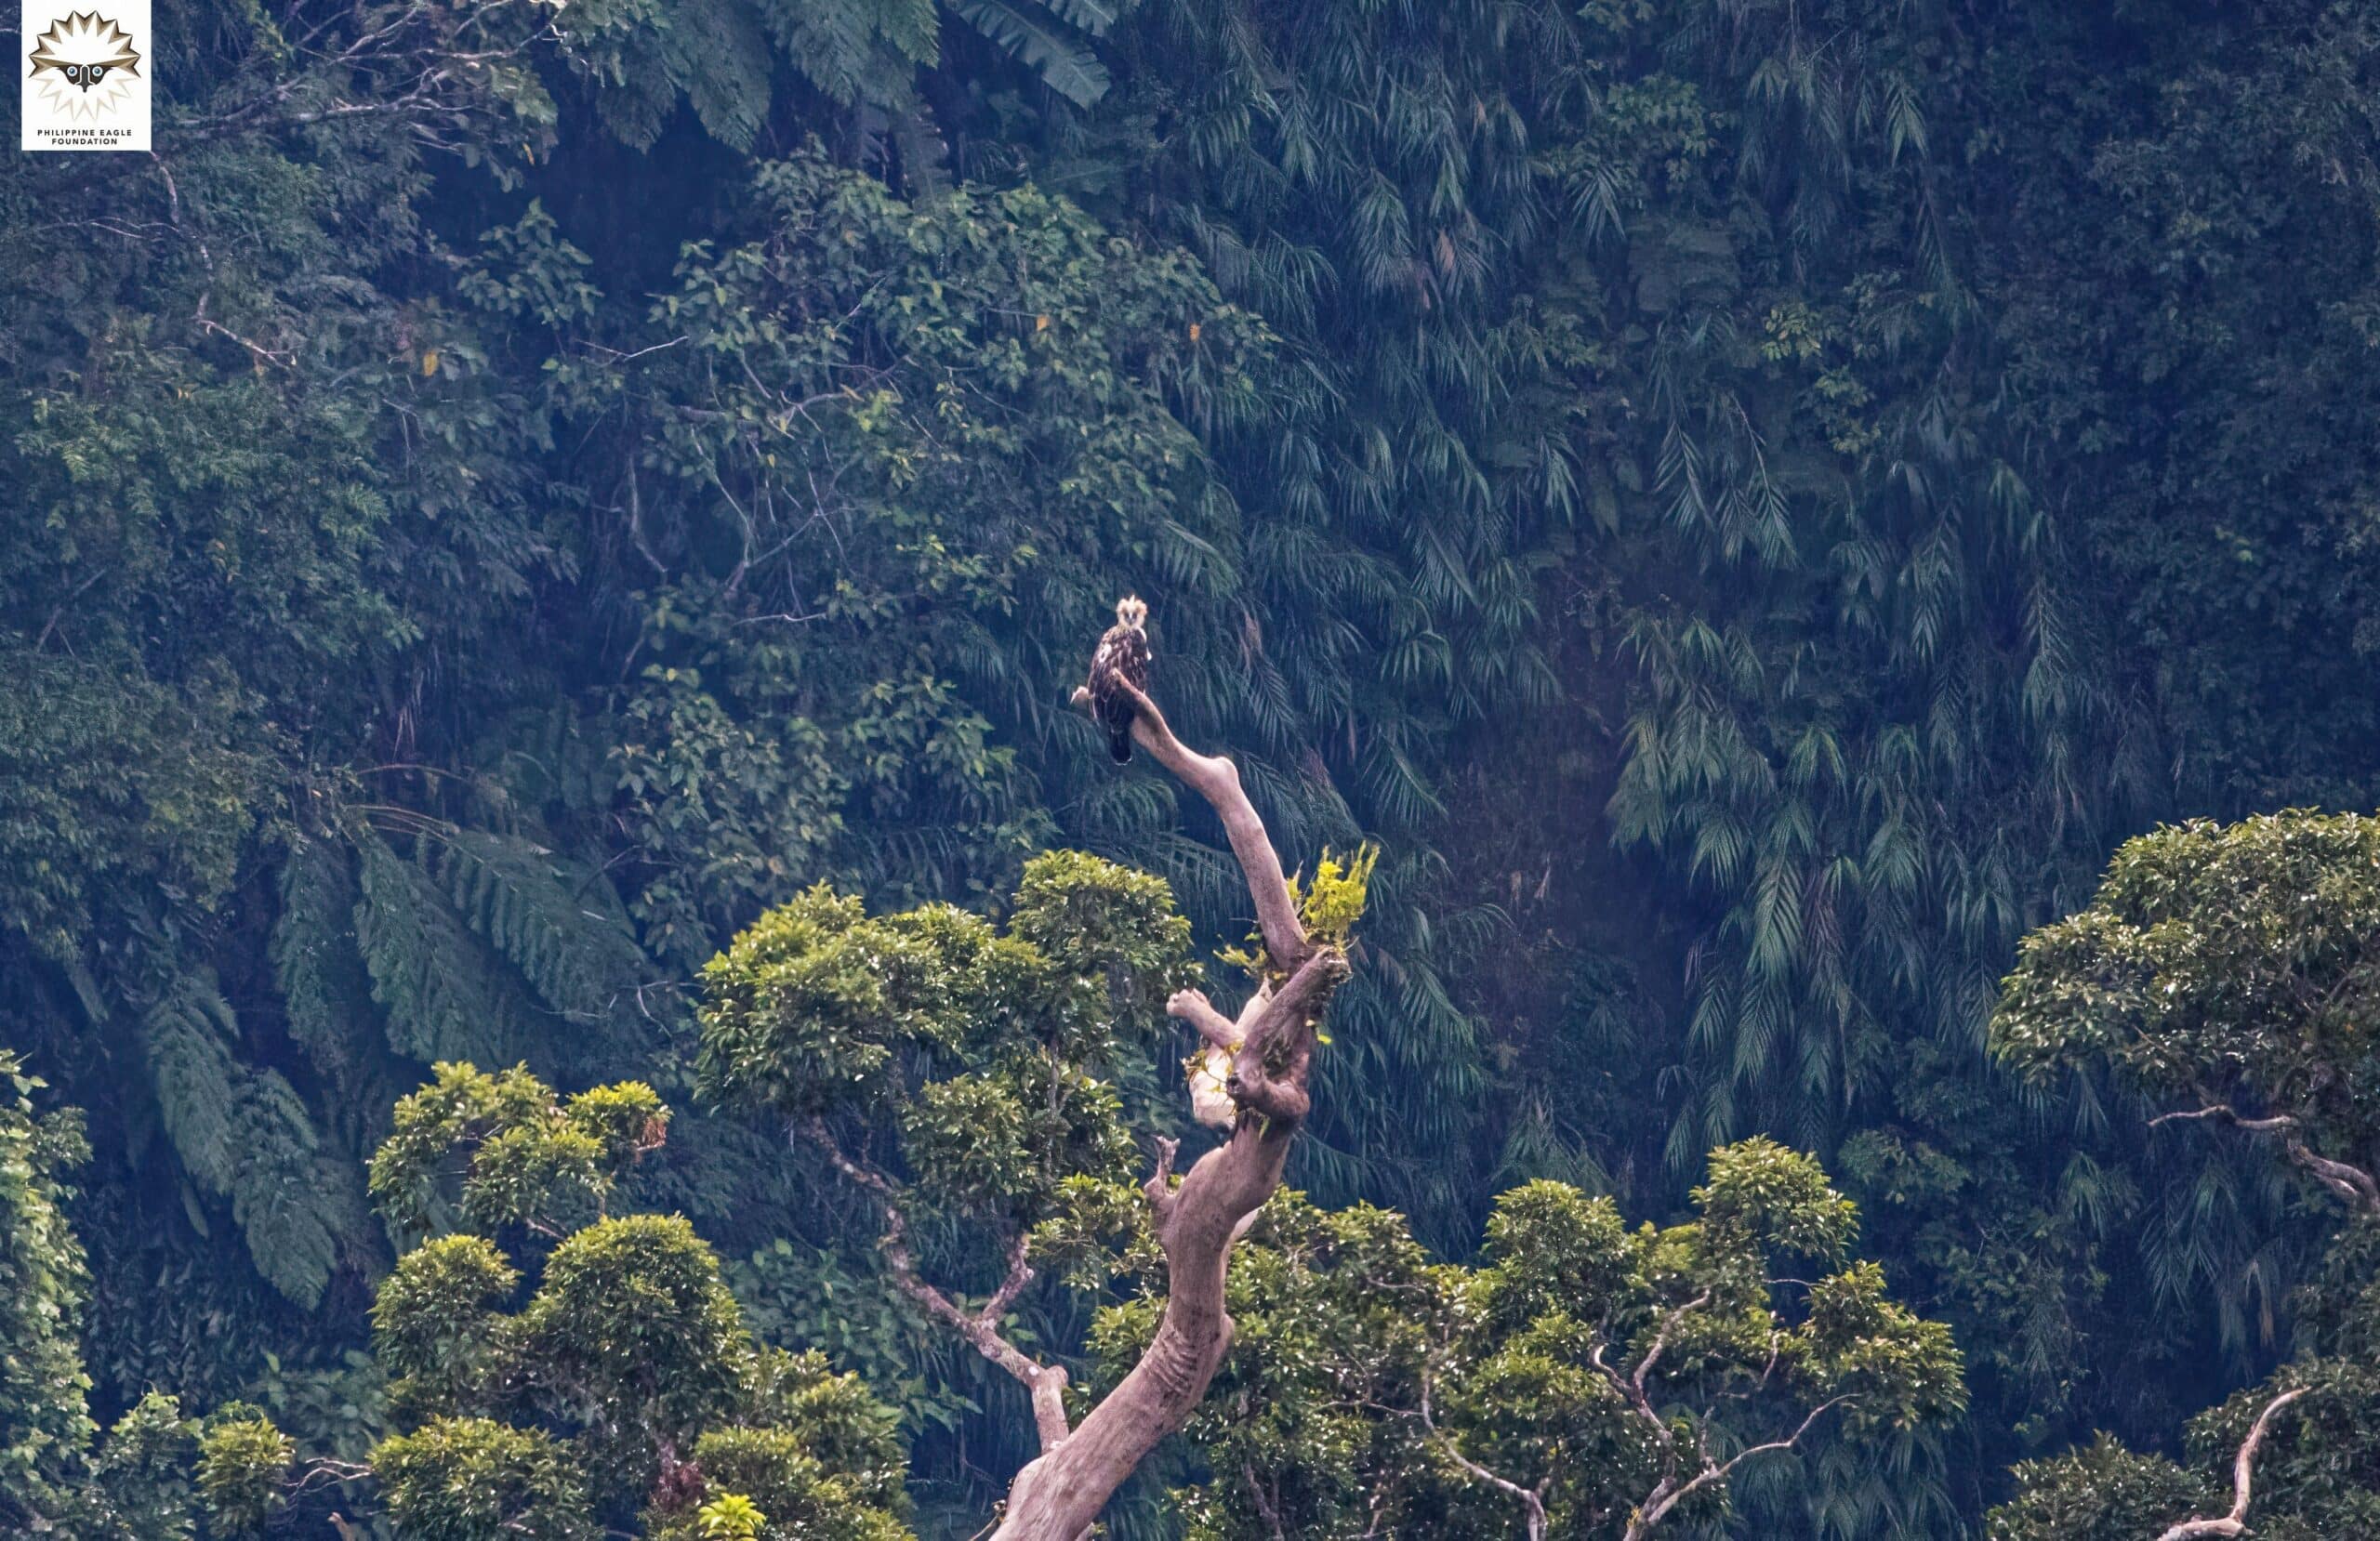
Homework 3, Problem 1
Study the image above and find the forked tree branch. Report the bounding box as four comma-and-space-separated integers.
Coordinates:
997, 668, 1352, 1539
804, 1120, 1071, 1450
1589, 1293, 1845, 1541
1418, 1368, 1548, 1541
1623, 1396, 1855, 1540
2151, 1385, 2308, 1541
1633, 1292, 1713, 1402
2151, 1104, 2380, 1218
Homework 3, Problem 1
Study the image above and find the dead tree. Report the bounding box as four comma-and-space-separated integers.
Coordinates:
2151, 1385, 2308, 1541
988, 672, 1353, 1540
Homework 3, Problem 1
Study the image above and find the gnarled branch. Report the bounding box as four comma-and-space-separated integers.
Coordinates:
2152, 1385, 2307, 1541
1167, 987, 1240, 1049
1073, 678, 1310, 973
999, 651, 1354, 1539
804, 1120, 1070, 1450
2151, 1104, 2380, 1218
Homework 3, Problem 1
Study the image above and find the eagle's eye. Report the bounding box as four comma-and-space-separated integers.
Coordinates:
87, 64, 110, 86
60, 64, 84, 86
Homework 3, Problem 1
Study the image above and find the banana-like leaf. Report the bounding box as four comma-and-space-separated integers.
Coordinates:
946, 0, 1109, 106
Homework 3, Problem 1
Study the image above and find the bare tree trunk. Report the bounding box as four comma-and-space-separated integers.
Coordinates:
998, 680, 1351, 1540
2151, 1385, 2307, 1541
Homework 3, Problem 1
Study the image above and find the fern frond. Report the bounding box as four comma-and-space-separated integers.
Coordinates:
139, 970, 368, 1306
671, 0, 775, 149
759, 0, 940, 105
354, 832, 536, 1066
271, 834, 379, 1085
431, 828, 646, 1026
140, 973, 244, 1199
227, 1072, 374, 1308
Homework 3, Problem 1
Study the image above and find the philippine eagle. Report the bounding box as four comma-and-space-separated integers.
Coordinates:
1087, 595, 1152, 764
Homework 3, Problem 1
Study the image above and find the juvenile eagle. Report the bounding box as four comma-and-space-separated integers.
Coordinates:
1088, 596, 1152, 764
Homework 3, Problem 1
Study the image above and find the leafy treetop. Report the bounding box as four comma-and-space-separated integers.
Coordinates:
697, 848, 1193, 1231
694, 850, 1197, 1449
1993, 810, 2380, 1215
368, 1060, 671, 1242
1078, 1138, 1964, 1539
1990, 811, 2380, 1541
201, 1065, 914, 1541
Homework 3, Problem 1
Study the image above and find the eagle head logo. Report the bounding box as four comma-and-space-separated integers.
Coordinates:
28, 11, 141, 118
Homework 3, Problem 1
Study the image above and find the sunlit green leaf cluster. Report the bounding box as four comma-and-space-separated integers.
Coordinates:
1084, 1142, 1960, 1539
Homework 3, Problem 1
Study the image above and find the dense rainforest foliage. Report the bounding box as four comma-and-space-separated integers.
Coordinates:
6, 0, 2380, 1533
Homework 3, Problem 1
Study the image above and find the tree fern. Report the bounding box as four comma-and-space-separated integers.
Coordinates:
138, 970, 367, 1307
352, 833, 537, 1068
431, 828, 648, 1031
222, 1075, 374, 1311
574, 0, 778, 149
671, 0, 777, 150
139, 975, 244, 1198
757, 0, 941, 107
270, 834, 378, 1087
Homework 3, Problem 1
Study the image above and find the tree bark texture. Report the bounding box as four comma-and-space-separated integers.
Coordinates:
1001, 680, 1352, 1539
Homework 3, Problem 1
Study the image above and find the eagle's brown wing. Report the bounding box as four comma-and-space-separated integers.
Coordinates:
1089, 626, 1151, 763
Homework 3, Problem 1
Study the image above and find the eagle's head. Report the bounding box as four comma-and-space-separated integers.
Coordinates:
1116, 595, 1148, 631
28, 11, 140, 115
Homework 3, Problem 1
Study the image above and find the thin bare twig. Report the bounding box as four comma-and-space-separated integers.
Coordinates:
1418, 1369, 1547, 1541
2149, 1104, 2297, 1134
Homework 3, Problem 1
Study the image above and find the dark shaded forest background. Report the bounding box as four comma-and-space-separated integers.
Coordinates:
6, 0, 2380, 1533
